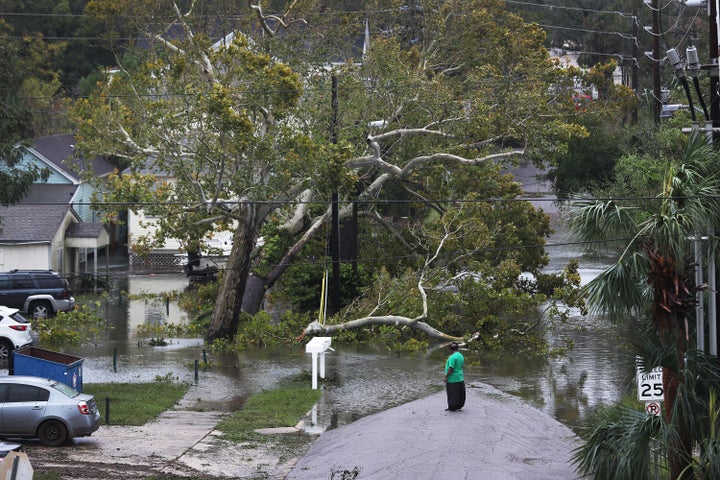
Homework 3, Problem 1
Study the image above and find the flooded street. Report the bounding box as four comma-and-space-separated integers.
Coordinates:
68, 219, 636, 435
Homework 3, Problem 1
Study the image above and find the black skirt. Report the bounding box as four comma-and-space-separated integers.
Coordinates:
446, 381, 466, 411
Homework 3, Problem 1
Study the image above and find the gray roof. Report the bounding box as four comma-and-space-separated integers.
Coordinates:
31, 134, 116, 180
0, 184, 78, 243
66, 222, 108, 238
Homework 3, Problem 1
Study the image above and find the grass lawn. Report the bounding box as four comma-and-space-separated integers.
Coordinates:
215, 382, 322, 442
83, 381, 189, 425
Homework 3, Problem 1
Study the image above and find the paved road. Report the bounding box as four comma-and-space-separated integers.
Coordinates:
286, 382, 585, 480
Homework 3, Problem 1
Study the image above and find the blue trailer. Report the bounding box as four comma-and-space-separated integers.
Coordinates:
12, 347, 84, 392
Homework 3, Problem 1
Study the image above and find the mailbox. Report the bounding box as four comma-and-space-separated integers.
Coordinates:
305, 337, 332, 389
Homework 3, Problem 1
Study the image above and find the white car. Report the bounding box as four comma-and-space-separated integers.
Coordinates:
0, 306, 33, 371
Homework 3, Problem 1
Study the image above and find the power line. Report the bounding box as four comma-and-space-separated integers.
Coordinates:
504, 0, 636, 20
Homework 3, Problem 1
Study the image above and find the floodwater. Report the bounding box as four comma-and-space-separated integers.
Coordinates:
69, 220, 636, 434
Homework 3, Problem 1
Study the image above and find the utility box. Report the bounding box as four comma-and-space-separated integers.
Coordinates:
13, 347, 84, 392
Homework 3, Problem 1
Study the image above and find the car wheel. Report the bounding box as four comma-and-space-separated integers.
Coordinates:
29, 301, 52, 319
0, 339, 12, 371
38, 420, 68, 447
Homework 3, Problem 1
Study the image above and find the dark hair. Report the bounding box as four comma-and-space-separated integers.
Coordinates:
449, 342, 459, 350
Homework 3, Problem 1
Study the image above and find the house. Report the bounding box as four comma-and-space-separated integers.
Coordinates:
0, 135, 117, 276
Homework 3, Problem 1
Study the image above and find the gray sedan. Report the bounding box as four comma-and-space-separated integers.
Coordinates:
0, 376, 101, 446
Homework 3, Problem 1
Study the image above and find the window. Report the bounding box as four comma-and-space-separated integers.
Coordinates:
12, 275, 34, 290
0, 275, 9, 290
36, 276, 61, 288
6, 384, 49, 402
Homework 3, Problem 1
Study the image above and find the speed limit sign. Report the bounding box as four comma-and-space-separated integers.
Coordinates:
637, 366, 664, 402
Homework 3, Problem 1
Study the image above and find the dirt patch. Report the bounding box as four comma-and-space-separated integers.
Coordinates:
20, 406, 317, 479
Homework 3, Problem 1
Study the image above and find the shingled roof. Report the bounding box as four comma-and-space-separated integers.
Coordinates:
29, 134, 116, 181
65, 222, 107, 239
0, 184, 78, 243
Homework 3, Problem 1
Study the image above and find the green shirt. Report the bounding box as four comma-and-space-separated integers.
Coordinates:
445, 351, 464, 383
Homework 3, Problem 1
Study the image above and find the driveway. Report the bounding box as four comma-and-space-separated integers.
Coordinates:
23, 381, 583, 480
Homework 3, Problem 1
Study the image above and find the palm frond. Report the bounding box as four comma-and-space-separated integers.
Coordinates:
569, 199, 640, 249
581, 251, 649, 316
573, 403, 660, 480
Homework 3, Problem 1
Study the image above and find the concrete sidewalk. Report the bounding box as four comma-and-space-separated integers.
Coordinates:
286, 382, 584, 480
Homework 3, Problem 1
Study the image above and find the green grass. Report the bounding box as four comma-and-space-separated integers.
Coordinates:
216, 382, 322, 442
84, 382, 189, 425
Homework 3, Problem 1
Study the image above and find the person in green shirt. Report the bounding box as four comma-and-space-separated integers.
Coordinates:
444, 341, 465, 411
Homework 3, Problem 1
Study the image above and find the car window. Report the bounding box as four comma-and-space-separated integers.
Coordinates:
0, 384, 7, 402
11, 275, 34, 290
50, 382, 79, 398
7, 384, 50, 402
8, 311, 29, 324
0, 275, 9, 289
35, 276, 61, 288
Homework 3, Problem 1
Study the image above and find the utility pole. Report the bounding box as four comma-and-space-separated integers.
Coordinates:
653, 0, 663, 123
711, 0, 720, 355
330, 74, 341, 315
633, 10, 639, 123
710, 0, 720, 141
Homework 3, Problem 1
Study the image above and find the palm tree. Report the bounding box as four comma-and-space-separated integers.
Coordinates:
569, 132, 720, 479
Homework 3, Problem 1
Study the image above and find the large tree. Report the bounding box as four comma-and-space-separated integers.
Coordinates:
74, 0, 591, 342
0, 20, 50, 203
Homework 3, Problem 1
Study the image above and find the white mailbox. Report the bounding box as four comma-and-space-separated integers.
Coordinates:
305, 337, 332, 389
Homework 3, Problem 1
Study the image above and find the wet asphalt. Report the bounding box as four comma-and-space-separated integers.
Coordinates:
285, 382, 585, 480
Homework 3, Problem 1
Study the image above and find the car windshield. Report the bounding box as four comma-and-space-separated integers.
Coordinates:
50, 382, 79, 398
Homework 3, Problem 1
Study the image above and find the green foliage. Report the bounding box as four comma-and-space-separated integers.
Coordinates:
179, 277, 220, 323
548, 114, 628, 197
573, 349, 720, 480
84, 381, 188, 426
33, 304, 105, 348
215, 311, 313, 350
573, 399, 661, 480
373, 329, 429, 353
73, 0, 591, 345
279, 262, 370, 313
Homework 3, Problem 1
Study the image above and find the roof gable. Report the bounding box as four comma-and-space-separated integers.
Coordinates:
29, 134, 116, 182
0, 184, 79, 243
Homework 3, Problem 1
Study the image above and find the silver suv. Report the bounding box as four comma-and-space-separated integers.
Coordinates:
0, 270, 75, 318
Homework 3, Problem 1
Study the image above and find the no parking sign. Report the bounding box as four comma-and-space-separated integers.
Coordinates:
645, 401, 662, 416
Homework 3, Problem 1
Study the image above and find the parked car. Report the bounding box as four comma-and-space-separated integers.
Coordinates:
0, 376, 101, 446
0, 270, 75, 318
0, 306, 33, 371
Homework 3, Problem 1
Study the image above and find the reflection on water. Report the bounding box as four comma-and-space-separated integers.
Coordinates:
70, 220, 636, 434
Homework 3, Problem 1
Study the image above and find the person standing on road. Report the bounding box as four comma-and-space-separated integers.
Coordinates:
444, 341, 465, 411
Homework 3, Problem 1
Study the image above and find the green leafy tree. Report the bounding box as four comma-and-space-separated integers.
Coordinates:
0, 20, 49, 205
74, 0, 588, 344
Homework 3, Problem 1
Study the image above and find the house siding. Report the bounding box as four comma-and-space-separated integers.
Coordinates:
127, 210, 183, 273
22, 149, 75, 185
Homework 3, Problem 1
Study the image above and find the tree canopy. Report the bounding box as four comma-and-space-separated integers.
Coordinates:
72, 0, 594, 348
